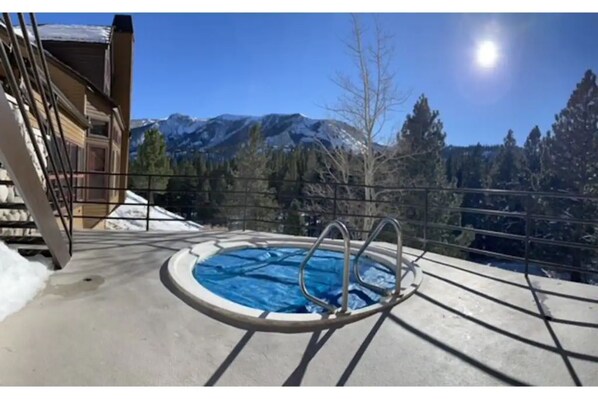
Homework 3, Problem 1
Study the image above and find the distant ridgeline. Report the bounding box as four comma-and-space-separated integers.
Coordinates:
130, 70, 597, 284
130, 113, 369, 160
131, 113, 509, 162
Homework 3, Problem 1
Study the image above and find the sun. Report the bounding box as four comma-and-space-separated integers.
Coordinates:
476, 40, 499, 68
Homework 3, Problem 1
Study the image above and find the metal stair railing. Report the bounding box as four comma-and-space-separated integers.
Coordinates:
0, 13, 73, 266
298, 220, 351, 314
353, 217, 403, 297
2, 14, 73, 222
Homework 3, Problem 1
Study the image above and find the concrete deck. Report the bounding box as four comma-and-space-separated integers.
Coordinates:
1, 230, 597, 386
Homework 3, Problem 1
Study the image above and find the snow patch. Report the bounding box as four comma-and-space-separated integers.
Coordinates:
0, 241, 52, 322
36, 24, 111, 44
106, 191, 203, 231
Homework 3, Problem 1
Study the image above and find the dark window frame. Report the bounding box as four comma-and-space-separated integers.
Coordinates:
86, 143, 109, 201
89, 118, 111, 138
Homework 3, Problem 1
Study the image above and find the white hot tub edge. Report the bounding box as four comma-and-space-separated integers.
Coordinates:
166, 237, 423, 333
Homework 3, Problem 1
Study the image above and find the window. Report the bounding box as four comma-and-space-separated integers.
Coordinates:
46, 140, 86, 205
66, 142, 85, 201
87, 145, 108, 200
89, 120, 109, 137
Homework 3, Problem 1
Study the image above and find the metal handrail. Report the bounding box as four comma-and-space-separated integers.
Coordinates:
298, 220, 351, 314
69, 169, 598, 279
353, 217, 403, 297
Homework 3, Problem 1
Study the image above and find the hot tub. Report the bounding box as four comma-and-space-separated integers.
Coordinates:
167, 237, 423, 332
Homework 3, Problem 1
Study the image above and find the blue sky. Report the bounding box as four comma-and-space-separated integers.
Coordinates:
36, 13, 598, 146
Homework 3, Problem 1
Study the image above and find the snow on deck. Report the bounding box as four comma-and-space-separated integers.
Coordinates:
0, 241, 52, 322
106, 190, 203, 232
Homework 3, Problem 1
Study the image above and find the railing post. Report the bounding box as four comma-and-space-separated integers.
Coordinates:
332, 182, 338, 220
69, 172, 73, 255
423, 188, 429, 251
525, 193, 531, 276
242, 178, 249, 231
145, 175, 152, 232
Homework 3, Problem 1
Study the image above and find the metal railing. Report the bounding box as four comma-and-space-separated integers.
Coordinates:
298, 220, 351, 314
71, 170, 598, 284
353, 217, 403, 297
0, 13, 74, 259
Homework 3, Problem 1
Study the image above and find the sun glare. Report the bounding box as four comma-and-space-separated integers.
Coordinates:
476, 40, 499, 68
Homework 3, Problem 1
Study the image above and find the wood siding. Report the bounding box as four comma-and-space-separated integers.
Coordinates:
47, 63, 87, 114
28, 91, 87, 147
86, 91, 113, 121
72, 205, 84, 230
82, 204, 108, 229
42, 41, 111, 95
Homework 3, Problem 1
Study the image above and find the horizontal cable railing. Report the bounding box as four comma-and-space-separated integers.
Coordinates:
71, 171, 598, 282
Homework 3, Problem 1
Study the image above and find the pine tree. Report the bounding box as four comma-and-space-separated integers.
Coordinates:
543, 70, 598, 282
280, 152, 305, 235
488, 130, 523, 190
225, 124, 277, 231
129, 128, 173, 203
481, 130, 526, 256
163, 159, 197, 219
396, 95, 447, 186
459, 144, 487, 224
394, 95, 472, 255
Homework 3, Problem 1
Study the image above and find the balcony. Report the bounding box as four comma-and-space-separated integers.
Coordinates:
0, 223, 597, 385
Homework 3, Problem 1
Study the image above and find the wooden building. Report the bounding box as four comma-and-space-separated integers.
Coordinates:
38, 16, 134, 228
0, 14, 135, 265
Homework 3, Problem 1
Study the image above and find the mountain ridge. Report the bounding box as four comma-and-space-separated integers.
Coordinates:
130, 112, 368, 158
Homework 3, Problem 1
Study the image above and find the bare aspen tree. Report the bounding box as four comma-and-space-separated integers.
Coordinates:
305, 15, 408, 237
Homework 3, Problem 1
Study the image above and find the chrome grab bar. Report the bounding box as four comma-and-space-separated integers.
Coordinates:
353, 217, 403, 297
299, 220, 351, 314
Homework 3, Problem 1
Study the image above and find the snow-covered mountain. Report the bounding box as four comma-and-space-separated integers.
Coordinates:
130, 113, 367, 158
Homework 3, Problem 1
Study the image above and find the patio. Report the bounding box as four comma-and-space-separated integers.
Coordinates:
0, 230, 597, 386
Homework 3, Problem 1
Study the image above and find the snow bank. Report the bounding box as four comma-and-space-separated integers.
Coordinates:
36, 24, 111, 44
106, 190, 203, 231
13, 24, 111, 44
0, 241, 52, 322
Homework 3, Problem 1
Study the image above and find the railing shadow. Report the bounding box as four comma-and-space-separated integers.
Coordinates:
283, 328, 336, 386
331, 260, 597, 385
74, 229, 596, 385
419, 254, 598, 305
385, 313, 529, 386
204, 329, 257, 386
526, 275, 583, 386
336, 309, 390, 386
421, 264, 598, 329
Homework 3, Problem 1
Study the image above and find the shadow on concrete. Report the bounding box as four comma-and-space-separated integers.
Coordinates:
413, 291, 598, 363
420, 254, 598, 305
386, 312, 529, 386
204, 329, 256, 386
336, 310, 390, 386
526, 275, 583, 386
283, 328, 336, 386
72, 230, 232, 256
419, 258, 598, 329
330, 302, 532, 386
72, 231, 596, 385
330, 267, 597, 385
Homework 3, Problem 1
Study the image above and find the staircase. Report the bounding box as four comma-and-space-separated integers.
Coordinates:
0, 13, 73, 268
0, 172, 48, 257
